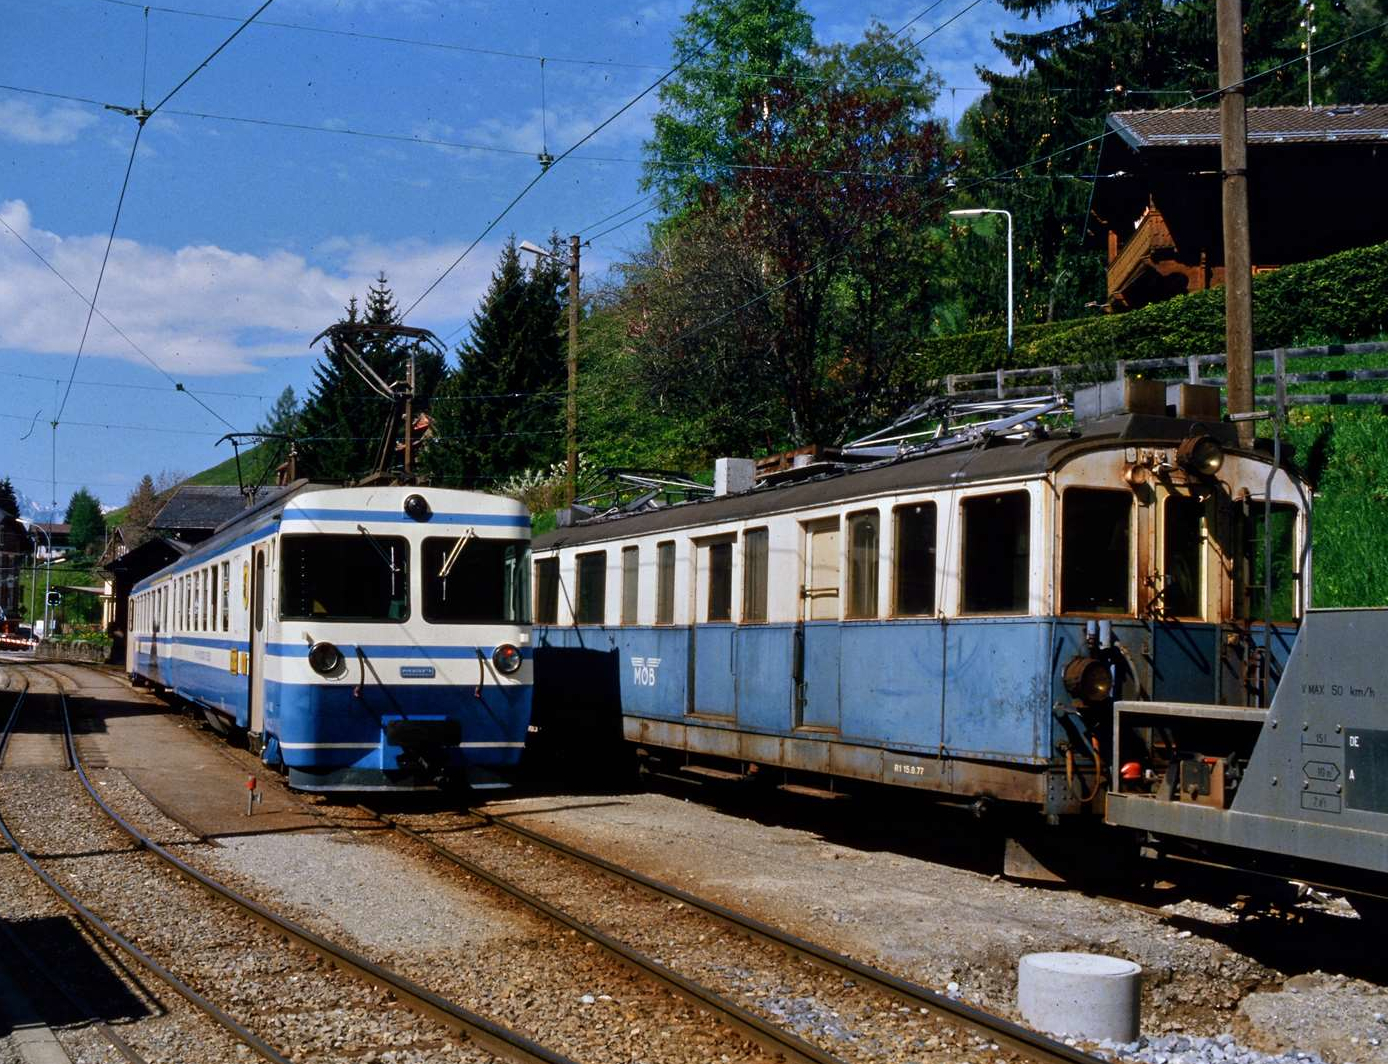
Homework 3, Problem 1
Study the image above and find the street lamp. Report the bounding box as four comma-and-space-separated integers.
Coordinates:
949, 208, 1014, 357
27, 523, 51, 641
519, 238, 581, 508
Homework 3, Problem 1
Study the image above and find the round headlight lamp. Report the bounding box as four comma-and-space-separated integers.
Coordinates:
404, 493, 431, 521
492, 643, 523, 675
1176, 434, 1224, 477
1063, 656, 1114, 703
308, 640, 343, 675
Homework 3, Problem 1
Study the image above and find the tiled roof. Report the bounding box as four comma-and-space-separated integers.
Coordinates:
1108, 104, 1388, 149
151, 485, 249, 531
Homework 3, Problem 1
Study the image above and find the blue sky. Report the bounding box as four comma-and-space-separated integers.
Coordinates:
1, 0, 1059, 511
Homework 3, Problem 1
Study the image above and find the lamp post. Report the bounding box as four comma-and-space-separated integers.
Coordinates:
28, 523, 51, 640
949, 208, 1014, 358
519, 237, 580, 507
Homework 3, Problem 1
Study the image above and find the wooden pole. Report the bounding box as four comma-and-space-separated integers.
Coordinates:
1218, 0, 1255, 445
567, 234, 580, 506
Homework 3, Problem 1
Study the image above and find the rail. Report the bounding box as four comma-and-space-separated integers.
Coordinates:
465, 806, 1108, 1064
22, 665, 581, 1064
0, 674, 290, 1064
364, 805, 850, 1064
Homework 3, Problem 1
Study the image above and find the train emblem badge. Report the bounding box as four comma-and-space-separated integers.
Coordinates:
631, 657, 662, 687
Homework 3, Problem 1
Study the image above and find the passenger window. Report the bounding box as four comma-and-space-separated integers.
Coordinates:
1163, 495, 1205, 618
1239, 503, 1298, 623
705, 540, 733, 622
893, 502, 937, 616
534, 558, 559, 624
210, 566, 219, 632
655, 541, 675, 625
961, 491, 1031, 614
253, 554, 265, 633
742, 528, 768, 623
221, 561, 231, 631
1061, 489, 1132, 615
575, 551, 607, 624
846, 511, 880, 619
621, 546, 639, 625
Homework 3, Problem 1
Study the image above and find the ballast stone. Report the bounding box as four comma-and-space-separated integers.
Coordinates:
1018, 952, 1143, 1043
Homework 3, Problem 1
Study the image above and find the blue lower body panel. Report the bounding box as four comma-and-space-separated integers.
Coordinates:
265, 680, 531, 791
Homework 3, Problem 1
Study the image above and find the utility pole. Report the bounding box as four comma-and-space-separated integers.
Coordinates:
566, 234, 580, 507
1218, 0, 1255, 445
403, 351, 416, 479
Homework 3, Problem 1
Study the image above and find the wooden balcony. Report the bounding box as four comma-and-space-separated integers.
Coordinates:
1107, 208, 1178, 304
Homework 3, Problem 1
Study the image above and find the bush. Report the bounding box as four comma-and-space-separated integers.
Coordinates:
903, 240, 1388, 384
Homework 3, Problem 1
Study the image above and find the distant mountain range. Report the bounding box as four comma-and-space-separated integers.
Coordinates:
10, 486, 64, 524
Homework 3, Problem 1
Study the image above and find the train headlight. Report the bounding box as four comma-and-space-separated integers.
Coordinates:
1176, 434, 1224, 477
1063, 656, 1113, 703
404, 493, 431, 521
492, 643, 523, 675
308, 640, 343, 675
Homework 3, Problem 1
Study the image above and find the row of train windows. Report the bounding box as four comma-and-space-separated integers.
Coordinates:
534, 489, 1299, 625
136, 561, 233, 634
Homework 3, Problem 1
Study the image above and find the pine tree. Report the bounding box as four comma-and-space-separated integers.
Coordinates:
65, 487, 105, 556
421, 238, 567, 488
296, 274, 444, 482
123, 475, 163, 550
256, 386, 300, 438
0, 478, 18, 518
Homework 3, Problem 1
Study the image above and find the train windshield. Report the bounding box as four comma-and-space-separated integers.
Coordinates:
280, 534, 409, 622
422, 536, 531, 625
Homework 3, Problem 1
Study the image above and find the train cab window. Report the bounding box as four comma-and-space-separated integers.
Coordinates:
534, 558, 559, 624
1061, 489, 1132, 615
846, 511, 880, 619
893, 502, 937, 616
422, 536, 530, 624
575, 551, 607, 624
1162, 495, 1206, 619
655, 541, 676, 625
621, 546, 640, 625
961, 491, 1031, 614
1238, 503, 1299, 623
280, 534, 409, 622
742, 528, 769, 623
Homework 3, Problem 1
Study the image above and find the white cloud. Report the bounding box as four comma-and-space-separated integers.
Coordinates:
0, 99, 98, 145
0, 200, 501, 377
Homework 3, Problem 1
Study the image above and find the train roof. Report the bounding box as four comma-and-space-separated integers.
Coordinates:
534, 414, 1274, 550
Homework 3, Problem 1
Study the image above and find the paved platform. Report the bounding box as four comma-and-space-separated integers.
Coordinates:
72, 681, 321, 841
0, 949, 71, 1064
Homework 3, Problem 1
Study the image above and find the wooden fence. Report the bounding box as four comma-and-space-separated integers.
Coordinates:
937, 340, 1388, 407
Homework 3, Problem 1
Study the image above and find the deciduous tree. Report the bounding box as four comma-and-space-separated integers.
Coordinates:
65, 488, 105, 556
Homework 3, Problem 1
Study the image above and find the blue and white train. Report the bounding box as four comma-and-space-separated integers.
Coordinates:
127, 483, 533, 791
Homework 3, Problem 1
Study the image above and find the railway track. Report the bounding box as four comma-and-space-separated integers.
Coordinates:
363, 803, 1108, 1064
0, 662, 576, 1064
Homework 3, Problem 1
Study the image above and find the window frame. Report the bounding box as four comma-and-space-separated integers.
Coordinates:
845, 509, 881, 620
892, 500, 938, 618
959, 489, 1033, 616
1161, 492, 1207, 621
741, 527, 769, 624
655, 541, 676, 626
1059, 487, 1134, 617
533, 557, 560, 625
574, 550, 608, 625
621, 545, 640, 625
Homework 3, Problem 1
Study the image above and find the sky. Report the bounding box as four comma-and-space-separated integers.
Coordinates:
1, 0, 1063, 512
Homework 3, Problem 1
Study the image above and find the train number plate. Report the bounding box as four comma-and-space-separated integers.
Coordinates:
399, 665, 436, 679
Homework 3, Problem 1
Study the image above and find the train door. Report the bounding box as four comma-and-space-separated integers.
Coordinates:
689, 535, 736, 717
795, 518, 841, 731
248, 545, 268, 735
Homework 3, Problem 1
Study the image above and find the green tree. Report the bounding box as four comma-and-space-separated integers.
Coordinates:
65, 487, 105, 556
631, 27, 950, 446
642, 0, 813, 212
297, 274, 445, 482
0, 478, 18, 518
122, 475, 163, 550
422, 238, 567, 488
256, 385, 299, 438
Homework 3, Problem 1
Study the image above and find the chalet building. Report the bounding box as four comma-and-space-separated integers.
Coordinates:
0, 507, 29, 624
1088, 104, 1388, 311
149, 485, 251, 544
